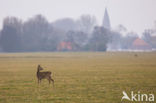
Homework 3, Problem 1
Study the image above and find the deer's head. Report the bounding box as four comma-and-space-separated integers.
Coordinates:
38, 65, 43, 71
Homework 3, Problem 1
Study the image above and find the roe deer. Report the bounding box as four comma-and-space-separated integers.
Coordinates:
37, 65, 54, 87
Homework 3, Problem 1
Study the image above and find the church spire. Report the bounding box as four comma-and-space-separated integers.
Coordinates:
102, 8, 111, 29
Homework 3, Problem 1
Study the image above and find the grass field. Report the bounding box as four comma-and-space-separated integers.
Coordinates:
0, 52, 156, 103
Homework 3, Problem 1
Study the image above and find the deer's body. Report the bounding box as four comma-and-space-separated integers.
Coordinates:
37, 65, 54, 87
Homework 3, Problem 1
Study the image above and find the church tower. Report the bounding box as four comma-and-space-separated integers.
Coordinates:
102, 8, 111, 29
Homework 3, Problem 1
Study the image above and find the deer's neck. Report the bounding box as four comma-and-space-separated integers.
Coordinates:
37, 68, 40, 75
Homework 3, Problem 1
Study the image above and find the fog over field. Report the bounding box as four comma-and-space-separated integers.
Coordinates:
0, 0, 156, 52
0, 1, 156, 103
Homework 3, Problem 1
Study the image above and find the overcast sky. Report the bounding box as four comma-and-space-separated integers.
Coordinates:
0, 0, 156, 34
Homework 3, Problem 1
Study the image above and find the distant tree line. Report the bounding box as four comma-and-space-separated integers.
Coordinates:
0, 14, 155, 52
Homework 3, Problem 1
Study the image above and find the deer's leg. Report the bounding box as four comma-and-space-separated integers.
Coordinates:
48, 78, 51, 84
50, 77, 54, 87
39, 79, 41, 83
38, 79, 40, 84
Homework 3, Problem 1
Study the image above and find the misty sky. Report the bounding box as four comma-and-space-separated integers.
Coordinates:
0, 0, 156, 34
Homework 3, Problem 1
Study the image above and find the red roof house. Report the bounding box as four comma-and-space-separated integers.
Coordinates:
57, 41, 72, 51
131, 38, 152, 50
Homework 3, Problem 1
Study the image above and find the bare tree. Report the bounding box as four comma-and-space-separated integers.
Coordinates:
77, 14, 97, 34
0, 17, 22, 52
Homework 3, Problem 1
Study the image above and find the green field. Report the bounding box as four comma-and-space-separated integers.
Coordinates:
0, 52, 156, 103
